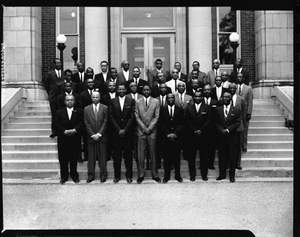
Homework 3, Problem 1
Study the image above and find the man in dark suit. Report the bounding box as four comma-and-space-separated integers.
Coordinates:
186, 71, 205, 94
151, 72, 170, 98
126, 67, 148, 95
56, 69, 78, 95
71, 62, 88, 86
57, 81, 80, 110
103, 68, 125, 95
211, 76, 229, 106
187, 61, 208, 84
185, 91, 212, 181
118, 60, 132, 83
230, 58, 250, 85
159, 93, 184, 183
109, 84, 135, 183
84, 91, 108, 183
94, 61, 110, 95
135, 85, 161, 184
44, 58, 64, 137
214, 92, 241, 182
147, 58, 170, 88
54, 94, 83, 184
174, 62, 187, 83
221, 71, 230, 88
78, 67, 102, 93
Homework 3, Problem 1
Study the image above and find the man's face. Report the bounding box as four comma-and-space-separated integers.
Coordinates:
171, 69, 179, 80
229, 85, 237, 95
123, 61, 130, 71
91, 92, 101, 104
132, 68, 140, 78
235, 59, 242, 68
193, 92, 203, 104
110, 69, 118, 79
101, 63, 108, 73
108, 82, 116, 93
166, 93, 175, 106
65, 72, 72, 82
65, 83, 72, 93
54, 59, 61, 70
77, 63, 84, 73
86, 79, 94, 89
159, 84, 168, 96
192, 62, 199, 71
156, 61, 162, 70
86, 69, 94, 79
203, 85, 212, 98
191, 79, 199, 90
237, 73, 244, 85
191, 71, 198, 79
222, 92, 232, 106
213, 60, 220, 69
65, 95, 75, 108
129, 83, 138, 93
215, 77, 222, 87
174, 63, 181, 72
157, 73, 164, 84
178, 83, 185, 94
221, 73, 228, 82
117, 85, 126, 97
142, 86, 151, 98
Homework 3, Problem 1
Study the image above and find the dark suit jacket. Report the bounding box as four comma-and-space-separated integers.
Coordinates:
186, 80, 205, 94
159, 105, 184, 143
151, 84, 172, 98
79, 89, 100, 109
56, 80, 78, 95
213, 105, 241, 144
72, 72, 88, 84
54, 107, 84, 145
84, 103, 108, 143
78, 80, 102, 94
118, 71, 132, 82
109, 96, 135, 139
101, 93, 117, 107
94, 73, 109, 95
126, 78, 148, 95
148, 69, 170, 87
211, 86, 230, 102
57, 93, 80, 110
95, 72, 110, 83
230, 68, 250, 85
187, 71, 208, 84
44, 70, 64, 101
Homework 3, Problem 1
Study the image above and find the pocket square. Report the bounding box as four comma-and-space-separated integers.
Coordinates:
126, 106, 131, 108
231, 114, 235, 116
201, 112, 207, 114
212, 105, 217, 108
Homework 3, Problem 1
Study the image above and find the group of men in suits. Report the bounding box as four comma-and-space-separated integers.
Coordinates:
47, 57, 253, 184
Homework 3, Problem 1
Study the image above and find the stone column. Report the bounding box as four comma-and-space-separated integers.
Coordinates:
188, 7, 212, 73
3, 7, 46, 100
85, 7, 108, 74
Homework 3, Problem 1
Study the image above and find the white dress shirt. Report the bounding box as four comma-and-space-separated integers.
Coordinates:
119, 96, 125, 111
168, 105, 174, 117
195, 103, 201, 113
204, 97, 211, 105
55, 69, 61, 78
160, 95, 166, 106
232, 94, 237, 106
216, 86, 222, 100
123, 70, 130, 81
67, 107, 73, 120
102, 72, 108, 81
224, 104, 231, 118
131, 93, 138, 101
109, 92, 116, 99
215, 68, 220, 76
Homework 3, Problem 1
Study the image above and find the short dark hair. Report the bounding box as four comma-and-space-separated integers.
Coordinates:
110, 67, 117, 72
155, 59, 162, 64
100, 61, 108, 65
53, 58, 60, 64
64, 69, 72, 75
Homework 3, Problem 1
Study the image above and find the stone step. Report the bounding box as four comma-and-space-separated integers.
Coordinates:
247, 134, 293, 141
247, 141, 293, 149
248, 127, 293, 134
9, 116, 52, 123
252, 104, 279, 109
252, 109, 283, 116
253, 99, 275, 104
18, 105, 50, 111
1, 136, 57, 143
2, 151, 58, 159
2, 129, 52, 136
2, 143, 58, 151
4, 123, 51, 129
15, 111, 51, 116
251, 115, 284, 122
250, 121, 285, 127
23, 100, 49, 105
1, 167, 293, 179
241, 149, 293, 158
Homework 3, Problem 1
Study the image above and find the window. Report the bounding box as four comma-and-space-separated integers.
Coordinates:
56, 7, 79, 70
217, 7, 240, 66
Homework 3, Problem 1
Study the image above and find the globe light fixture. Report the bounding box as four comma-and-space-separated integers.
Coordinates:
229, 32, 240, 72
56, 34, 67, 71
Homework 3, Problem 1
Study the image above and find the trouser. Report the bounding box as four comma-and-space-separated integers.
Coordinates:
163, 139, 181, 179
58, 143, 79, 180
236, 131, 243, 166
242, 120, 250, 149
87, 142, 107, 180
188, 139, 209, 178
218, 144, 237, 178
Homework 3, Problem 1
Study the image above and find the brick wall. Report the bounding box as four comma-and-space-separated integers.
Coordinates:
211, 7, 218, 62
241, 11, 256, 83
42, 7, 56, 83
79, 7, 85, 66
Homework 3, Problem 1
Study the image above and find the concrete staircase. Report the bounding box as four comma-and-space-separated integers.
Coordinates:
2, 99, 293, 181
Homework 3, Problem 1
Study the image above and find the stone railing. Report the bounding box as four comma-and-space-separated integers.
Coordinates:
272, 86, 293, 120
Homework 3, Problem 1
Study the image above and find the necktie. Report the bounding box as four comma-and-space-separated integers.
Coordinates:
81, 73, 83, 82
94, 106, 98, 121
145, 98, 148, 107
180, 94, 183, 104
170, 107, 173, 118
225, 106, 228, 118
239, 85, 242, 95
162, 96, 165, 107
175, 80, 177, 92
58, 70, 61, 78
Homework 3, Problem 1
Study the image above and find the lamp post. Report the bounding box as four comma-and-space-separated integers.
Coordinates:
56, 34, 67, 72
229, 32, 240, 73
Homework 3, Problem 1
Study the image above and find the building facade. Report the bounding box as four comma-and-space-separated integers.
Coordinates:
2, 7, 293, 100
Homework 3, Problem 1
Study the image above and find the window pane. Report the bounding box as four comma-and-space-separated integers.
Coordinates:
219, 7, 236, 32
123, 7, 173, 28
127, 38, 145, 77
62, 35, 78, 69
152, 37, 170, 72
219, 34, 234, 65
60, 7, 78, 34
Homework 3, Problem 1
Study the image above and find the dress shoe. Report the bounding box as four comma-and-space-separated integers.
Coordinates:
50, 133, 57, 138
175, 177, 183, 183
230, 177, 235, 183
163, 178, 169, 183
72, 178, 80, 183
242, 148, 247, 152
190, 177, 195, 182
100, 179, 106, 183
86, 178, 94, 183
208, 166, 215, 170
202, 177, 208, 181
113, 178, 120, 183
60, 179, 67, 184
236, 166, 242, 170
152, 177, 161, 183
126, 178, 132, 183
216, 176, 225, 181
137, 177, 144, 184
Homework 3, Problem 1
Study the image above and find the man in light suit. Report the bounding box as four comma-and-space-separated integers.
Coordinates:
236, 73, 253, 152
84, 91, 108, 183
214, 92, 241, 183
159, 93, 184, 183
109, 84, 135, 183
126, 67, 148, 95
230, 58, 250, 85
207, 59, 222, 88
166, 68, 185, 95
147, 58, 170, 88
135, 85, 161, 184
44, 58, 64, 137
185, 91, 212, 181
187, 61, 208, 84
229, 83, 246, 170
54, 94, 84, 184
118, 60, 132, 83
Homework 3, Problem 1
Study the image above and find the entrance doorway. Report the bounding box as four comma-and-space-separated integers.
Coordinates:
121, 34, 175, 80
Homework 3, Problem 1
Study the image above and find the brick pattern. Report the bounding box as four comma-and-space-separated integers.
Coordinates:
41, 7, 56, 83
241, 11, 255, 83
79, 7, 85, 66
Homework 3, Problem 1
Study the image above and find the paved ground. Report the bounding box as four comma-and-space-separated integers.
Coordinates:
3, 179, 293, 237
